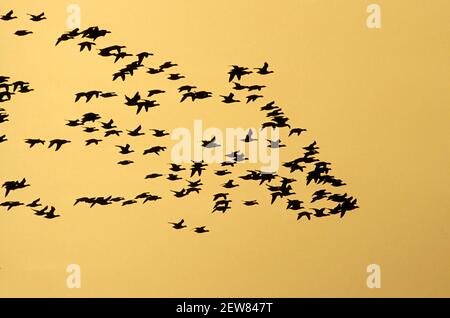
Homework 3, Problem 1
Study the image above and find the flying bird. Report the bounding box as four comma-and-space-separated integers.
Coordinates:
28, 12, 46, 22
48, 139, 70, 151
169, 219, 187, 230
255, 62, 274, 75
1, 10, 17, 21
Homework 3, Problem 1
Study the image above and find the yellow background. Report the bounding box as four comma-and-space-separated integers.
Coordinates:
0, 0, 449, 297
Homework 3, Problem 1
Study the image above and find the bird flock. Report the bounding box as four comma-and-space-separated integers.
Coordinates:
1, 9, 359, 234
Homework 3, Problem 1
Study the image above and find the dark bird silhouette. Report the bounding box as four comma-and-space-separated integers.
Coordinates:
75, 90, 101, 103
147, 67, 163, 75
228, 65, 252, 82
311, 189, 331, 203
101, 119, 117, 130
142, 195, 162, 204
241, 129, 257, 142
1, 10, 17, 21
221, 93, 240, 104
98, 45, 125, 57
85, 139, 102, 146
83, 127, 98, 133
160, 61, 177, 69
45, 206, 60, 219
0, 135, 7, 143
143, 146, 167, 155
116, 144, 134, 154
213, 193, 228, 201
78, 41, 95, 52
233, 82, 248, 90
81, 26, 111, 41
169, 164, 186, 172
48, 139, 70, 151
104, 129, 122, 137
202, 136, 220, 148
312, 208, 329, 218
2, 178, 30, 197
168, 73, 185, 80
147, 89, 165, 97
297, 211, 312, 221
15, 30, 33, 36
223, 180, 239, 189
246, 94, 263, 103
134, 99, 159, 114
247, 85, 266, 91
28, 12, 46, 22
1, 201, 24, 211
27, 198, 42, 208
113, 51, 132, 63
145, 173, 163, 179
243, 200, 258, 206
124, 92, 141, 106
169, 219, 186, 230
215, 169, 231, 176
150, 129, 169, 137
193, 226, 209, 233
33, 205, 48, 215
287, 199, 304, 210
122, 199, 137, 206
136, 52, 153, 64
255, 62, 274, 75
127, 125, 145, 136
101, 92, 117, 98
190, 161, 207, 177
167, 174, 182, 181
118, 160, 133, 165
66, 119, 82, 127
289, 128, 307, 136
171, 189, 188, 198
178, 85, 196, 93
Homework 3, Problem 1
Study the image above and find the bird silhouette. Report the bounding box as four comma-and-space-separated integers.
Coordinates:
136, 52, 153, 64
178, 85, 196, 93
26, 198, 42, 208
127, 125, 145, 136
28, 12, 46, 22
147, 89, 165, 97
1, 10, 17, 21
145, 173, 163, 179
232, 82, 248, 90
147, 67, 164, 75
101, 92, 117, 98
169, 164, 186, 172
247, 85, 266, 91
243, 200, 258, 206
255, 62, 273, 75
101, 119, 117, 130
215, 169, 231, 176
167, 174, 182, 181
45, 206, 60, 219
193, 226, 209, 233
160, 61, 177, 69
202, 136, 220, 148
48, 139, 70, 151
297, 211, 312, 221
0, 201, 24, 211
83, 127, 98, 133
143, 146, 167, 155
221, 93, 240, 104
66, 119, 82, 127
168, 73, 185, 80
169, 219, 187, 230
15, 30, 33, 36
116, 144, 134, 154
150, 129, 169, 137
85, 139, 102, 146
104, 129, 122, 137
118, 160, 133, 165
78, 41, 95, 52
289, 128, 307, 136
246, 94, 263, 103
223, 180, 238, 189
0, 135, 7, 143
190, 161, 207, 177
33, 205, 48, 215
241, 129, 257, 142
228, 65, 252, 82
122, 199, 137, 206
